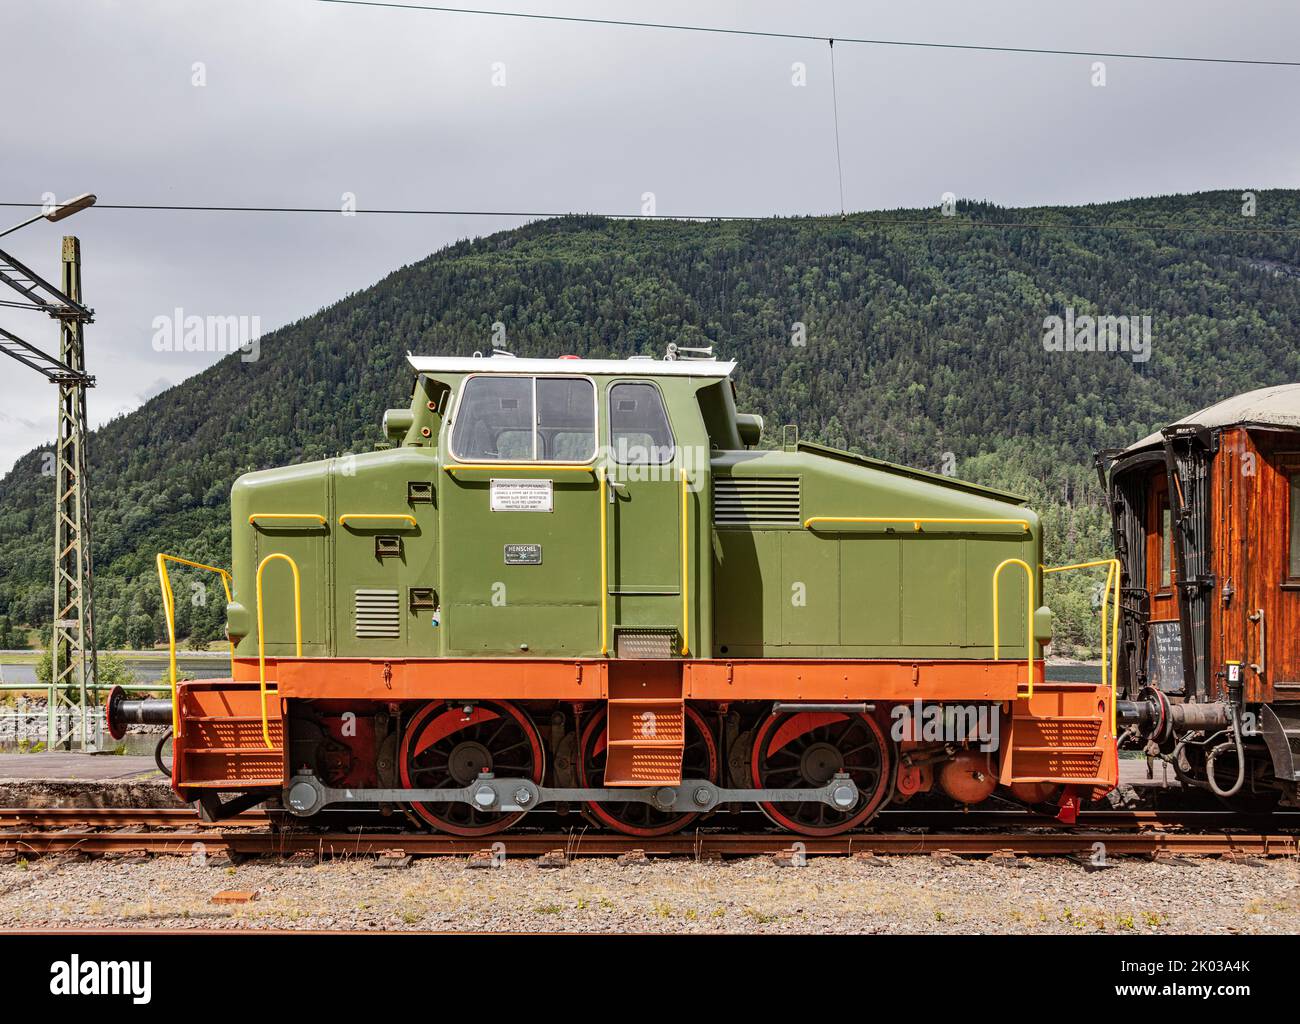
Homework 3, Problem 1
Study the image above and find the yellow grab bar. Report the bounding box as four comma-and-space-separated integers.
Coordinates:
598, 467, 609, 656
993, 557, 1036, 699
680, 469, 690, 656
254, 553, 302, 749
444, 463, 596, 474
338, 513, 418, 528
156, 554, 235, 736
807, 516, 1031, 532
248, 513, 327, 526
1043, 558, 1121, 736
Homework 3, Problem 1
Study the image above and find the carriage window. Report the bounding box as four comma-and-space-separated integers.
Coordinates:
609, 382, 675, 464
450, 376, 595, 462
1147, 473, 1179, 595
1161, 505, 1173, 586
1290, 472, 1300, 579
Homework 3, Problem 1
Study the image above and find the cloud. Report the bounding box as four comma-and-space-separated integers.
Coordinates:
134, 377, 175, 405
0, 410, 43, 431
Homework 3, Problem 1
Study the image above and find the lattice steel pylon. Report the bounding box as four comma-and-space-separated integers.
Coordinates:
49, 237, 99, 750
0, 235, 99, 750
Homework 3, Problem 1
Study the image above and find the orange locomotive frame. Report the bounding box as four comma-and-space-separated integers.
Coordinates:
170, 656, 1115, 799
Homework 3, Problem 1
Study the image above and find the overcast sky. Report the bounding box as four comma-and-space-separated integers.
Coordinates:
0, 0, 1296, 476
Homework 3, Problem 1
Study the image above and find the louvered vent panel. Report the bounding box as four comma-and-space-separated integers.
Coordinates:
355, 588, 400, 638
713, 476, 801, 526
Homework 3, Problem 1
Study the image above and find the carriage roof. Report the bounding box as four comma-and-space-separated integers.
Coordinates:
1125, 382, 1300, 453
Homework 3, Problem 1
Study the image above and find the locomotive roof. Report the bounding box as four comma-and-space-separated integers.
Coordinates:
407, 354, 736, 377
1125, 381, 1300, 452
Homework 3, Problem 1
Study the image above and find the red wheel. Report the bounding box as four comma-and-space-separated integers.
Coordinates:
751, 710, 892, 836
578, 706, 718, 837
400, 700, 544, 836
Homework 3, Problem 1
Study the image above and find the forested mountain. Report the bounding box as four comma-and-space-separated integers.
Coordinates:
1, 190, 1298, 655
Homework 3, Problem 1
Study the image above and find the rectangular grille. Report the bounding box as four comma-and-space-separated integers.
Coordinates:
712, 476, 801, 526
614, 628, 676, 659
1019, 719, 1101, 748
355, 588, 400, 638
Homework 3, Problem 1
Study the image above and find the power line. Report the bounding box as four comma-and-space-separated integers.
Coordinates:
0, 202, 745, 221
828, 40, 845, 218
1, 201, 1295, 234
310, 0, 1300, 67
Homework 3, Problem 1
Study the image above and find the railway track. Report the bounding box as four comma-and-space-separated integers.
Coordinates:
0, 806, 1293, 829
3, 807, 1298, 859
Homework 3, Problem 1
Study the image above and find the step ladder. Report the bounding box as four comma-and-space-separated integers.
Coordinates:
602, 664, 685, 786
1003, 682, 1114, 788
176, 683, 284, 789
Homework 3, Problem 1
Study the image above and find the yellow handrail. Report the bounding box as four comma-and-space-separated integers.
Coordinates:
993, 557, 1036, 699
338, 513, 418, 528
156, 554, 234, 736
806, 516, 1031, 532
248, 513, 327, 526
254, 553, 302, 749
598, 467, 609, 656
444, 463, 596, 474
680, 469, 690, 656
1043, 558, 1121, 736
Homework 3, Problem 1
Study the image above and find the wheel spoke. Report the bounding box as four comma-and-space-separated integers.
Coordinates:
756, 711, 890, 837
402, 700, 541, 836
580, 707, 717, 837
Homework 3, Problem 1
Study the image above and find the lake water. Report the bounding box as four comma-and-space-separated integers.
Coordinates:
0, 655, 230, 687
1044, 663, 1104, 683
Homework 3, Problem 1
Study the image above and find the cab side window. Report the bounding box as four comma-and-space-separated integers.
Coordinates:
451, 376, 595, 462
609, 382, 675, 464
537, 377, 595, 461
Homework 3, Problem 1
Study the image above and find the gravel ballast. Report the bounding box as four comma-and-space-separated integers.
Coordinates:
2, 853, 1298, 934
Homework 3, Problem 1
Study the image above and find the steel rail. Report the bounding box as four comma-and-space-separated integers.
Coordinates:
2, 806, 1295, 831
3, 826, 1298, 858
0, 808, 271, 828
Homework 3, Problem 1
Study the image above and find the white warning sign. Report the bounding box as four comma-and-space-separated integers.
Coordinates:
489, 478, 553, 512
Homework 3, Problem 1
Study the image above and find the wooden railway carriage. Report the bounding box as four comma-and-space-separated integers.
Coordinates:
1102, 383, 1300, 807
108, 352, 1117, 836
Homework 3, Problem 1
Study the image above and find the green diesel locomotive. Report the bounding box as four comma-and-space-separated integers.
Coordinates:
108, 351, 1117, 836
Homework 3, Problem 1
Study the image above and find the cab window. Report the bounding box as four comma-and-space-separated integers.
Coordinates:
609, 382, 675, 464
537, 378, 596, 460
451, 375, 595, 462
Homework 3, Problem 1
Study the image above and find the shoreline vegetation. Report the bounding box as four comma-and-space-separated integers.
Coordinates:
0, 649, 227, 663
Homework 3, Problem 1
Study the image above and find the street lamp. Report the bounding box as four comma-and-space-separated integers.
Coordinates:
0, 193, 97, 239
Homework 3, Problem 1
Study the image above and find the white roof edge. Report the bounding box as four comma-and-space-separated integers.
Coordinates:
406, 354, 736, 377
